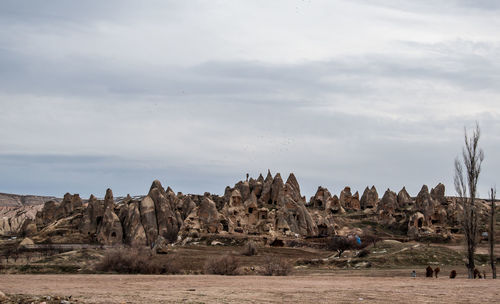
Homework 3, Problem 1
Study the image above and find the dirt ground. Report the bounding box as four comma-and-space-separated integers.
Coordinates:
1, 271, 499, 303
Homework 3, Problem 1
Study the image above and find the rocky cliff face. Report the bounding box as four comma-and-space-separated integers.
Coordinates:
0, 193, 60, 236
3, 172, 490, 245
181, 172, 319, 239
0, 205, 42, 236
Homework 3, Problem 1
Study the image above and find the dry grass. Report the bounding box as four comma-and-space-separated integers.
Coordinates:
203, 254, 239, 275
261, 256, 292, 276
95, 247, 180, 274
241, 240, 258, 256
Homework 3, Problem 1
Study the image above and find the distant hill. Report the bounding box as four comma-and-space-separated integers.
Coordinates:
0, 193, 61, 207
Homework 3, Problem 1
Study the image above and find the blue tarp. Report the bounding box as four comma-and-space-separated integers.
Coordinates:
355, 235, 361, 245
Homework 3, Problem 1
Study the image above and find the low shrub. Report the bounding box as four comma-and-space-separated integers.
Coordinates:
362, 233, 381, 248
203, 254, 239, 275
356, 249, 370, 258
241, 241, 258, 256
327, 236, 356, 258
95, 247, 180, 274
262, 256, 292, 276
286, 240, 301, 248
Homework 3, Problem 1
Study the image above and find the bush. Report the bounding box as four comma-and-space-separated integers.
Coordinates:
95, 247, 180, 274
241, 241, 258, 256
165, 228, 179, 244
262, 256, 292, 276
286, 240, 301, 248
203, 255, 239, 275
362, 233, 381, 248
356, 249, 370, 258
327, 236, 356, 258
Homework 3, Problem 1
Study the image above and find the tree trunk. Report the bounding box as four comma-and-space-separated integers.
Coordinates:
490, 196, 496, 279
467, 241, 475, 279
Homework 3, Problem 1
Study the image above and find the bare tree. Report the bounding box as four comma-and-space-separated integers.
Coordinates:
454, 123, 484, 279
489, 187, 497, 279
362, 232, 381, 248
327, 236, 356, 258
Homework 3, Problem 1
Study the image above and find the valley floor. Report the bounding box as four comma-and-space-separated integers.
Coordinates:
1, 271, 499, 303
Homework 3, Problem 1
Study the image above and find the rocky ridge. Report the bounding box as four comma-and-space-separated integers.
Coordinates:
3, 172, 492, 247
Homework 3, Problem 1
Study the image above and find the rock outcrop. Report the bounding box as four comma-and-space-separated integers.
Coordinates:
407, 212, 425, 238
360, 186, 378, 209
79, 194, 104, 239
339, 187, 361, 211
120, 200, 147, 246
377, 189, 399, 225
181, 172, 321, 238
0, 205, 42, 236
0, 193, 60, 207
96, 189, 123, 245
416, 185, 435, 226
310, 186, 332, 210
397, 187, 412, 208
430, 183, 446, 205
148, 181, 181, 243
3, 174, 473, 246
35, 193, 83, 230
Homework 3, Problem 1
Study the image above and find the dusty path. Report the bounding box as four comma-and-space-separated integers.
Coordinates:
1, 273, 499, 303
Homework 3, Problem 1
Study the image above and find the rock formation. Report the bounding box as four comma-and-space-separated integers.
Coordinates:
0, 205, 42, 236
416, 185, 435, 226
120, 200, 147, 247
3, 173, 483, 246
327, 195, 344, 214
96, 189, 123, 245
430, 183, 446, 205
397, 187, 412, 208
0, 193, 60, 208
377, 189, 399, 225
360, 186, 378, 209
310, 186, 332, 210
339, 187, 361, 211
407, 212, 425, 238
79, 194, 104, 239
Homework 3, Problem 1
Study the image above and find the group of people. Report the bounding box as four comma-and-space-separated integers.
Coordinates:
411, 266, 487, 279
425, 266, 441, 278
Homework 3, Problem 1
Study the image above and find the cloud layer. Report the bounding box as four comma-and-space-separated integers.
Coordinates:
1, 1, 499, 198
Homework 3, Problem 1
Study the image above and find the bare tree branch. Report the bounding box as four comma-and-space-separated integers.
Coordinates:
455, 123, 483, 279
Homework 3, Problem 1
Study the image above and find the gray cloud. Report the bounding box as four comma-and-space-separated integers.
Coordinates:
361, 0, 500, 12
1, 46, 499, 103
1, 1, 499, 199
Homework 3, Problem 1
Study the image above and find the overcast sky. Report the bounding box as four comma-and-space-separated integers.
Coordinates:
1, 0, 500, 199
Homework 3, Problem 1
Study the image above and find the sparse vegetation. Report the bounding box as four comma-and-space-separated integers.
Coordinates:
242, 240, 258, 256
262, 256, 292, 276
203, 254, 239, 275
327, 236, 357, 258
356, 249, 370, 258
362, 233, 381, 248
95, 247, 180, 274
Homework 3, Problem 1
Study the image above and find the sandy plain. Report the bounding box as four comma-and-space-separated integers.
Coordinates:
1, 271, 499, 303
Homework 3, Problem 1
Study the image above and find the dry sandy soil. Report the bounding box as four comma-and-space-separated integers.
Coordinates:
1, 271, 499, 304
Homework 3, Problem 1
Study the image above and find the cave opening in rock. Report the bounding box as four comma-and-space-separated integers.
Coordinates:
221, 220, 229, 232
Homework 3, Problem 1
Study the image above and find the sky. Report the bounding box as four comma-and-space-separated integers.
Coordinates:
1, 0, 500, 199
